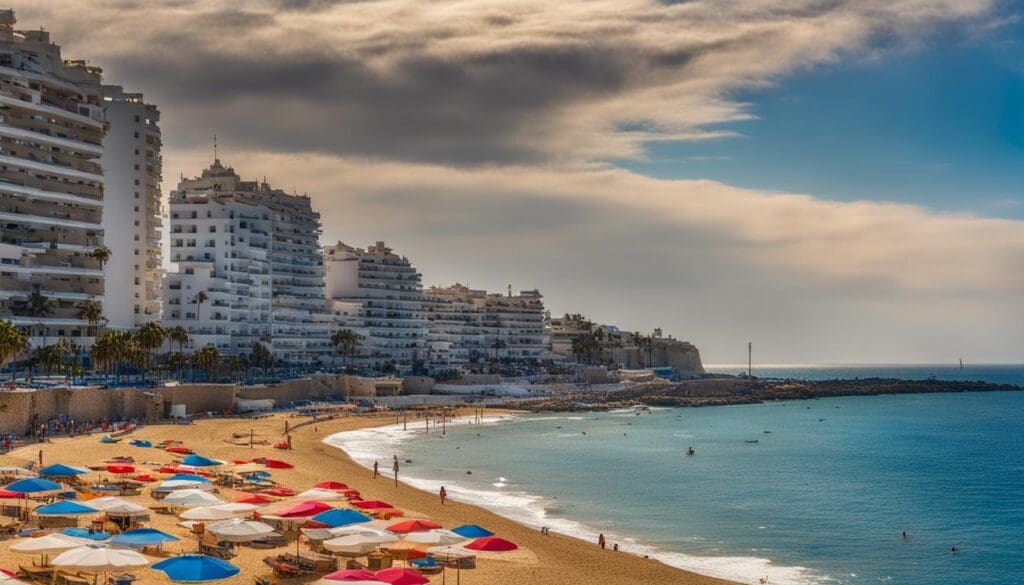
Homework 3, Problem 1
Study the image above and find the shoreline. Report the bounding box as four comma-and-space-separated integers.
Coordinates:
325, 410, 814, 585
0, 409, 740, 585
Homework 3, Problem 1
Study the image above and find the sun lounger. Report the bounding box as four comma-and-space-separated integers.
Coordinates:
57, 572, 91, 585
411, 556, 443, 575
18, 565, 54, 584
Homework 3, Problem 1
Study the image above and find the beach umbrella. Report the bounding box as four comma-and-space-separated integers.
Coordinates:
181, 455, 222, 468
156, 478, 215, 492
51, 545, 149, 573
314, 481, 350, 491
105, 465, 135, 475
235, 494, 272, 505
11, 533, 89, 555
0, 490, 25, 499
165, 447, 193, 455
309, 509, 371, 528
277, 501, 333, 518
128, 440, 152, 448
318, 569, 384, 584
151, 555, 239, 582
296, 488, 344, 501
374, 568, 429, 585
178, 506, 239, 522
163, 489, 225, 508
85, 497, 148, 518
464, 536, 518, 552
0, 569, 27, 585
160, 466, 209, 476
165, 474, 212, 483
262, 459, 293, 469
59, 528, 110, 542
402, 530, 466, 547
352, 500, 393, 510
34, 500, 97, 517
387, 520, 442, 534
4, 478, 62, 494
132, 474, 158, 483
110, 528, 179, 549
37, 464, 88, 478
262, 486, 297, 497
450, 525, 493, 538
323, 530, 398, 555
206, 519, 276, 543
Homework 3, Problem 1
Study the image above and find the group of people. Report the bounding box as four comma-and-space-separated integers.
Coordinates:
597, 533, 618, 552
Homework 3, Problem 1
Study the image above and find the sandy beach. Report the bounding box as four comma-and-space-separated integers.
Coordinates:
0, 411, 738, 585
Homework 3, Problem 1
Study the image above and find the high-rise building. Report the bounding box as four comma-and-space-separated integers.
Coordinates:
100, 85, 162, 329
0, 10, 108, 347
325, 241, 427, 371
162, 159, 332, 364
423, 283, 550, 366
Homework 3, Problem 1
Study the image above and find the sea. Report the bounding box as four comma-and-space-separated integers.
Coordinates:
325, 365, 1024, 585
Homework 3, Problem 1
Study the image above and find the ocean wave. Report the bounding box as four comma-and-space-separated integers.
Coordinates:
325, 417, 824, 585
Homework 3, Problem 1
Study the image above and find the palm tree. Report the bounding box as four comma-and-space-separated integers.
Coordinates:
330, 329, 361, 370
193, 291, 208, 323
225, 356, 244, 382
168, 352, 189, 381
167, 326, 189, 380
91, 330, 140, 383
250, 342, 273, 377
192, 344, 220, 382
78, 301, 103, 337
0, 320, 30, 384
135, 321, 166, 381
88, 246, 111, 271
490, 339, 507, 360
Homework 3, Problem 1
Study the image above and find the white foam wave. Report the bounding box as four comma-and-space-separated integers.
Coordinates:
325, 416, 824, 585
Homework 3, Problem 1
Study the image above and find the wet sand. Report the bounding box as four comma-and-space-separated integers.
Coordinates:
0, 411, 739, 585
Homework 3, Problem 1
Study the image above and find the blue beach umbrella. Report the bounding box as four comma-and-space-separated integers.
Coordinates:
129, 440, 152, 448
310, 508, 371, 528
451, 524, 494, 538
5, 478, 63, 494
110, 528, 179, 548
38, 464, 88, 478
164, 474, 211, 483
34, 500, 96, 516
181, 455, 222, 467
60, 528, 111, 541
151, 555, 240, 582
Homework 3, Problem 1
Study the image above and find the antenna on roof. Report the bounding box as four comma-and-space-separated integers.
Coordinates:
213, 134, 218, 161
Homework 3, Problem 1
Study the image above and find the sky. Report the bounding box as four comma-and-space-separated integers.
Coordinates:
17, 0, 1024, 364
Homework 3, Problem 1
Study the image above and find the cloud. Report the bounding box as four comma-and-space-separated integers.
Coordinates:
22, 0, 992, 165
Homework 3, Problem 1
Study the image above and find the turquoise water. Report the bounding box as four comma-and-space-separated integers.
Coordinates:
332, 389, 1024, 585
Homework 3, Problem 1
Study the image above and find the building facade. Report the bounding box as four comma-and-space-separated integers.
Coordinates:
162, 159, 332, 364
0, 11, 108, 348
100, 85, 162, 329
325, 241, 427, 371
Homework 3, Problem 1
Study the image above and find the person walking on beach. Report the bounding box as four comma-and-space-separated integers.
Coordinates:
393, 459, 400, 487
439, 486, 447, 505
373, 460, 380, 479
598, 533, 606, 549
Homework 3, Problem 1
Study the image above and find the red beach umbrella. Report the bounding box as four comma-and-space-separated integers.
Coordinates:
278, 501, 333, 518
374, 568, 429, 585
0, 568, 17, 578
262, 486, 297, 497
464, 536, 518, 552
132, 474, 158, 482
352, 500, 393, 510
0, 490, 26, 499
165, 446, 192, 454
321, 569, 384, 583
106, 465, 135, 474
236, 493, 273, 504
314, 481, 350, 490
232, 460, 250, 465
386, 520, 442, 534
263, 459, 293, 469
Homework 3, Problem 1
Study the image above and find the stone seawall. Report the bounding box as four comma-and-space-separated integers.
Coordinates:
0, 374, 406, 434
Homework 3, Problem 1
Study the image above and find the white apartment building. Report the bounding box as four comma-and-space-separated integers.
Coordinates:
325, 241, 427, 371
100, 85, 162, 329
0, 11, 108, 348
162, 159, 332, 364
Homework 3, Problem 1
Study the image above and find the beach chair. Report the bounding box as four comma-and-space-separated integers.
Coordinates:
18, 565, 54, 583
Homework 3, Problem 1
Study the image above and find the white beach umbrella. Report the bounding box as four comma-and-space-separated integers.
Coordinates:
402, 529, 467, 547
80, 497, 148, 518
158, 479, 214, 491
295, 488, 343, 501
215, 502, 259, 513
163, 489, 225, 508
178, 506, 239, 521
323, 529, 398, 555
206, 518, 276, 543
11, 534, 90, 555
300, 528, 336, 542
51, 545, 149, 573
